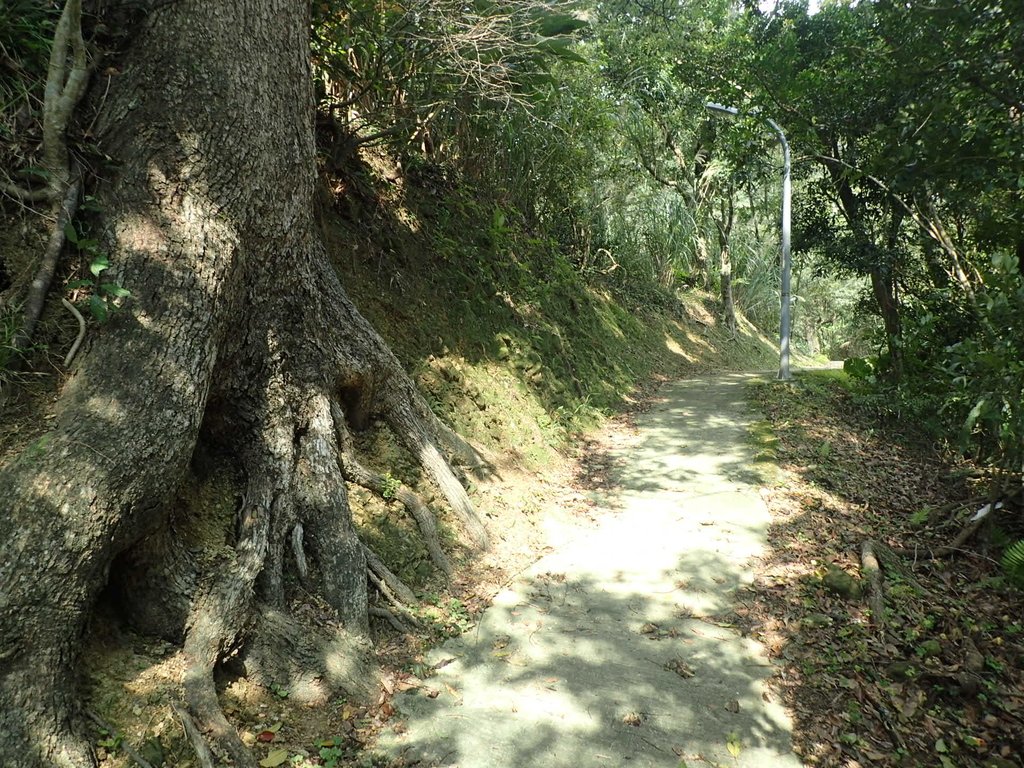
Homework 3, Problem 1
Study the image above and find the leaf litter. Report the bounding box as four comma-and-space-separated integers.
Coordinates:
744, 374, 1024, 768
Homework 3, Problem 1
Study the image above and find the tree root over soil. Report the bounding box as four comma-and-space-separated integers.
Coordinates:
0, 3, 492, 766
1, 0, 91, 410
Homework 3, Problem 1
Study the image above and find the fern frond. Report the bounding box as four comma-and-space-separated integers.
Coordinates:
1001, 539, 1024, 589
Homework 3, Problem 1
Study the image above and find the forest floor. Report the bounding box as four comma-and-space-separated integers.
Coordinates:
743, 371, 1024, 768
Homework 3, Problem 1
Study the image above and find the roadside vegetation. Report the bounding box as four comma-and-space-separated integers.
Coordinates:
747, 371, 1023, 768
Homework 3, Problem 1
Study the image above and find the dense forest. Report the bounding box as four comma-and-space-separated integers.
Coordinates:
1, 0, 1021, 766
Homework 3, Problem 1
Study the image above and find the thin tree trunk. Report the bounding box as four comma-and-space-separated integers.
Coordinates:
714, 193, 736, 333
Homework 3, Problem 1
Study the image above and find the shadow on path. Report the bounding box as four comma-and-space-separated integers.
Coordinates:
377, 374, 801, 767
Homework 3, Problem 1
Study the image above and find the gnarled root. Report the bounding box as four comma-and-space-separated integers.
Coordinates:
170, 701, 215, 768
382, 387, 490, 550
331, 401, 454, 576
239, 606, 377, 706
180, 473, 275, 768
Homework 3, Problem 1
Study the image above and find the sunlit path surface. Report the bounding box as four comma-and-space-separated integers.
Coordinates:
378, 374, 801, 767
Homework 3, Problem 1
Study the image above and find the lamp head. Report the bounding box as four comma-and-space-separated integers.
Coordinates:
705, 102, 740, 116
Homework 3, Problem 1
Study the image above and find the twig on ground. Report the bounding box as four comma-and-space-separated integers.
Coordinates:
933, 502, 1001, 557
85, 710, 156, 768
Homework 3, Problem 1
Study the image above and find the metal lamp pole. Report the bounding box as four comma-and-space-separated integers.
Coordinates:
705, 103, 792, 380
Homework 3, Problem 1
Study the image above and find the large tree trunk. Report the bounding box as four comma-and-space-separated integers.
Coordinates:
0, 3, 486, 766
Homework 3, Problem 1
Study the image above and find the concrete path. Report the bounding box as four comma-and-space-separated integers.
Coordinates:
378, 374, 801, 767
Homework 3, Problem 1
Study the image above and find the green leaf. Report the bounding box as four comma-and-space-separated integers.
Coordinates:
89, 294, 108, 323
64, 221, 79, 245
66, 278, 93, 290
99, 283, 131, 298
934, 738, 948, 753
536, 13, 588, 38
726, 731, 742, 757
533, 37, 588, 65
89, 254, 110, 277
259, 749, 289, 767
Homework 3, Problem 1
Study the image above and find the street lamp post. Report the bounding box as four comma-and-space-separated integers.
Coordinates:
705, 102, 792, 381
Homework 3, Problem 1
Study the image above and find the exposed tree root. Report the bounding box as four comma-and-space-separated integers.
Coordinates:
369, 605, 413, 633
13, 176, 81, 352
1, 176, 81, 409
367, 569, 423, 629
291, 523, 310, 585
331, 401, 454, 576
2, 0, 91, 395
170, 701, 216, 768
239, 606, 377, 705
181, 470, 274, 768
60, 296, 86, 366
860, 540, 885, 632
411, 393, 495, 481
363, 544, 419, 609
293, 392, 368, 629
382, 391, 490, 550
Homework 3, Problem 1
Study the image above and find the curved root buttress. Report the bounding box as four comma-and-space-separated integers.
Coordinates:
0, 2, 486, 765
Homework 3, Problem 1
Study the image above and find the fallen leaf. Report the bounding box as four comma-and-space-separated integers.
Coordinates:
256, 731, 276, 743
259, 750, 289, 768
665, 658, 696, 678
727, 732, 742, 757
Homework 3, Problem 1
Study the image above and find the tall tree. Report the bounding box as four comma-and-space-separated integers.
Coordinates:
0, 2, 487, 766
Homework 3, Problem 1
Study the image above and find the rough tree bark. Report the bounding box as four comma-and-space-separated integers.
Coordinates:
713, 192, 736, 334
0, 2, 486, 766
